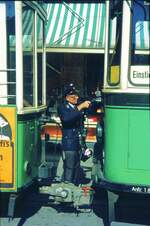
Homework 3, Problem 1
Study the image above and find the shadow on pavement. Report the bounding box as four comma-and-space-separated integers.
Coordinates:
92, 187, 108, 226
115, 193, 150, 226
92, 188, 150, 226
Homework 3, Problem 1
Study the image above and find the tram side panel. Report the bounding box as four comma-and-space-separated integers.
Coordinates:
0, 108, 42, 192
17, 115, 41, 190
104, 105, 150, 186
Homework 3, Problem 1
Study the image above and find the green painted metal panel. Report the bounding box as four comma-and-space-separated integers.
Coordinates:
128, 109, 150, 170
17, 118, 41, 189
104, 106, 150, 185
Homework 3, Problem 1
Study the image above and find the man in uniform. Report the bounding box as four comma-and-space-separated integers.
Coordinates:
58, 84, 91, 185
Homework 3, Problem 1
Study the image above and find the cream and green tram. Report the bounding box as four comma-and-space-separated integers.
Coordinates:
0, 1, 46, 217
99, 0, 150, 223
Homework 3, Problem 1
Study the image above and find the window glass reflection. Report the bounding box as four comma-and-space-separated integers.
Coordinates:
22, 4, 35, 107
37, 16, 43, 106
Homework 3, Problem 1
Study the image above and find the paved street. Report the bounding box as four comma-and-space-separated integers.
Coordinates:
1, 190, 150, 226
0, 202, 103, 226
1, 149, 150, 226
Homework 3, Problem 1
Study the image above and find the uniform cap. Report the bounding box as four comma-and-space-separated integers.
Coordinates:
63, 83, 79, 97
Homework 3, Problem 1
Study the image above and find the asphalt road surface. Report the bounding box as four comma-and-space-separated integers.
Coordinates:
0, 206, 103, 226
0, 191, 103, 226
1, 189, 150, 226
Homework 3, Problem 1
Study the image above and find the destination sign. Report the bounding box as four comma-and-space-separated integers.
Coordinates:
130, 66, 150, 86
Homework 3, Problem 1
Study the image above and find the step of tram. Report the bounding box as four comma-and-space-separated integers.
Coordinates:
111, 222, 148, 226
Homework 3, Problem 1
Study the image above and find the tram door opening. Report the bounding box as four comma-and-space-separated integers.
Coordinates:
43, 52, 104, 182
46, 53, 104, 112
39, 52, 104, 209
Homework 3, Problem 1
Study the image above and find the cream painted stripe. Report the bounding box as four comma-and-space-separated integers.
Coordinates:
47, 4, 51, 19
61, 4, 73, 46
53, 4, 66, 43
77, 4, 88, 47
86, 4, 95, 47
93, 4, 99, 48
46, 4, 59, 43
101, 5, 106, 47
144, 21, 149, 49
69, 4, 81, 46
102, 31, 105, 48
111, 17, 117, 47
95, 4, 101, 48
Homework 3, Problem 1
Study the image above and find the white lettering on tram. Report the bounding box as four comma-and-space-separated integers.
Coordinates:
132, 187, 142, 192
130, 66, 150, 86
131, 186, 150, 193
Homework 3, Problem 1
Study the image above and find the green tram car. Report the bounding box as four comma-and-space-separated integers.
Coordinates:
99, 0, 150, 222
0, 1, 47, 216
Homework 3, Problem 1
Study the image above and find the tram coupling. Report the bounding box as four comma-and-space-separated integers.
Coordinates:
39, 182, 94, 212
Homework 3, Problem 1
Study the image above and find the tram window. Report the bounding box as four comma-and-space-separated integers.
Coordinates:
7, 2, 16, 104
131, 0, 150, 64
107, 2, 123, 86
37, 16, 44, 106
0, 2, 16, 105
7, 2, 15, 69
22, 5, 35, 107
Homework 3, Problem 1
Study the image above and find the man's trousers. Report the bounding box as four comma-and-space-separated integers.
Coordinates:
63, 151, 80, 184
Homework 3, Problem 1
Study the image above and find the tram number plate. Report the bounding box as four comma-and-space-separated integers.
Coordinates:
0, 141, 13, 184
131, 186, 150, 194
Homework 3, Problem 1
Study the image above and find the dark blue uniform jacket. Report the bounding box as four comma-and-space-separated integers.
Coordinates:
58, 102, 84, 151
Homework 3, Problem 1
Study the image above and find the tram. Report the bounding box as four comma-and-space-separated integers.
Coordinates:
0, 1, 46, 216
0, 0, 149, 223
98, 0, 150, 223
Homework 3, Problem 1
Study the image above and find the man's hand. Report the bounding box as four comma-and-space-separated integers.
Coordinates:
77, 101, 91, 111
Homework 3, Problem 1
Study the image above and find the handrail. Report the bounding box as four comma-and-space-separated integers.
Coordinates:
0, 69, 16, 103
0, 82, 16, 85
0, 69, 16, 72
0, 95, 16, 98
